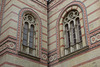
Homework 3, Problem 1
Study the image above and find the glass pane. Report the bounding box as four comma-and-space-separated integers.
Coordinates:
22, 22, 28, 46
24, 22, 28, 29
76, 18, 82, 43
73, 29, 76, 44
29, 42, 33, 48
29, 37, 33, 42
23, 40, 27, 46
70, 21, 75, 45
29, 25, 34, 48
23, 34, 28, 40
30, 25, 34, 32
30, 32, 33, 37
65, 24, 70, 48
23, 29, 28, 34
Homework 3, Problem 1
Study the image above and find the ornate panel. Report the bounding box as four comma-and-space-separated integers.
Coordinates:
91, 33, 100, 44
0, 42, 16, 52
49, 54, 57, 62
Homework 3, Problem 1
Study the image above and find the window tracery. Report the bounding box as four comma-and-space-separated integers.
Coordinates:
21, 13, 36, 56
63, 10, 82, 54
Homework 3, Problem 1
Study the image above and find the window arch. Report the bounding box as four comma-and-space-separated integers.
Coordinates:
21, 12, 36, 56
63, 9, 85, 55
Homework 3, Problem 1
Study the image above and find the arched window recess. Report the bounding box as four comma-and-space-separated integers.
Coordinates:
63, 10, 83, 55
21, 12, 37, 56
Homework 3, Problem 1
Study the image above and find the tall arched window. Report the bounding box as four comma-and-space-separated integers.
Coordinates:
21, 12, 36, 56
63, 10, 82, 54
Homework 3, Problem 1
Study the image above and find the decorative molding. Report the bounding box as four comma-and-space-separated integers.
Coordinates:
90, 33, 100, 44
0, 62, 23, 67
49, 0, 65, 11
7, 42, 16, 49
0, 41, 16, 53
59, 46, 89, 62
49, 54, 57, 62
0, 35, 16, 45
31, 0, 47, 8
18, 51, 40, 61
41, 53, 48, 61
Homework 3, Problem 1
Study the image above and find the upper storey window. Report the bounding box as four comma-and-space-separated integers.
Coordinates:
21, 13, 36, 56
63, 10, 82, 55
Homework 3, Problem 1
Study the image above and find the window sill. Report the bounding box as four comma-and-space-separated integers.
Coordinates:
59, 46, 89, 62
18, 51, 40, 61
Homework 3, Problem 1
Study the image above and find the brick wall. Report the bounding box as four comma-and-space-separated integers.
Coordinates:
48, 0, 100, 67
0, 0, 48, 67
0, 0, 100, 67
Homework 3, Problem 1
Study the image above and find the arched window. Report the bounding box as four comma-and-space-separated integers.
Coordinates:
63, 10, 82, 54
21, 12, 36, 56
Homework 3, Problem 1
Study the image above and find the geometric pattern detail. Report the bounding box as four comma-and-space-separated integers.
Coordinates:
49, 54, 57, 62
42, 54, 47, 60
49, 56, 54, 62
0, 42, 15, 52
53, 54, 57, 61
7, 42, 16, 49
91, 33, 100, 44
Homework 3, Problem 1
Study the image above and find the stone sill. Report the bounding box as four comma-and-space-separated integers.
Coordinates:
18, 51, 40, 61
59, 46, 89, 62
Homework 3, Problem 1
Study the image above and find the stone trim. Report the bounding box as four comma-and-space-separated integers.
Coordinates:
59, 46, 89, 62
18, 51, 40, 61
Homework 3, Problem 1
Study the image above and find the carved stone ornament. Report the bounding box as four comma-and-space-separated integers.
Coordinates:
23, 13, 35, 24
7, 42, 15, 49
63, 10, 79, 24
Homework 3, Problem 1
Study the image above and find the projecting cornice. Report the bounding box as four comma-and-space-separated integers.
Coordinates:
31, 0, 64, 10
31, 0, 47, 8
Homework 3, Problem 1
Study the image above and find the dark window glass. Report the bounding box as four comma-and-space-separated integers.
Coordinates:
65, 24, 70, 48
76, 18, 82, 42
23, 22, 28, 46
70, 21, 76, 45
29, 25, 34, 48
23, 40, 27, 46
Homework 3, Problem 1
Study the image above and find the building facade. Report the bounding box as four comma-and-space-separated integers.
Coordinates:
0, 0, 100, 67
